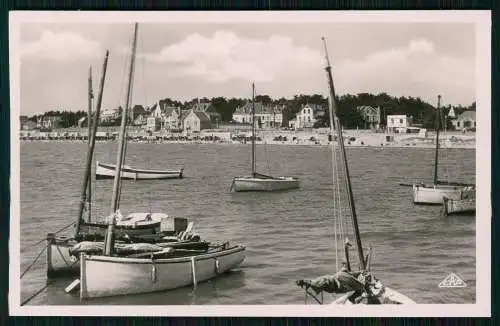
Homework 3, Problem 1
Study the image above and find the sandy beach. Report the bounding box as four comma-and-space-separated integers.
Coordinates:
19, 127, 476, 149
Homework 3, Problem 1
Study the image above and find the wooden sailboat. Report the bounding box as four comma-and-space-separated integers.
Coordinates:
77, 23, 245, 299
412, 95, 475, 205
46, 49, 199, 278
231, 83, 299, 192
295, 37, 415, 305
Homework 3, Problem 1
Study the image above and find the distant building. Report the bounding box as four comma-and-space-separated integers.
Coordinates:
182, 110, 211, 133
78, 116, 87, 128
21, 120, 37, 130
100, 108, 120, 122
294, 104, 325, 129
133, 114, 148, 126
387, 115, 412, 133
149, 101, 182, 130
447, 107, 456, 119
37, 116, 62, 130
146, 116, 160, 132
232, 102, 284, 128
356, 105, 381, 129
191, 101, 221, 124
288, 117, 297, 129
452, 110, 476, 130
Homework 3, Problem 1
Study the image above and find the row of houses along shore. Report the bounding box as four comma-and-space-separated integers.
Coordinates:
21, 100, 477, 137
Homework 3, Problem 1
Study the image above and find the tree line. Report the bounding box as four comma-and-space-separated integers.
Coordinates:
27, 93, 475, 130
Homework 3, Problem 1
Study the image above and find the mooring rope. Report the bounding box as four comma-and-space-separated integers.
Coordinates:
21, 280, 55, 306
22, 221, 74, 251
20, 244, 48, 279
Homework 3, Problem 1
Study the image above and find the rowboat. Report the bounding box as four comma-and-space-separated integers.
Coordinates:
230, 83, 299, 192
442, 196, 476, 216
96, 161, 183, 180
295, 37, 415, 305
79, 243, 245, 299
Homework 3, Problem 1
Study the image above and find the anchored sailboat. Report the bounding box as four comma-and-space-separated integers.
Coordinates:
77, 23, 245, 299
231, 83, 299, 192
47, 40, 200, 278
295, 37, 415, 305
412, 95, 475, 205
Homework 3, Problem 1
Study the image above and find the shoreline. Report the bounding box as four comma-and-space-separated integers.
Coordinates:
19, 139, 475, 150
19, 128, 476, 150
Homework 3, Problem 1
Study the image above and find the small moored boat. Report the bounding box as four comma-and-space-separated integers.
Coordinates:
230, 83, 299, 192
442, 196, 476, 216
96, 161, 183, 180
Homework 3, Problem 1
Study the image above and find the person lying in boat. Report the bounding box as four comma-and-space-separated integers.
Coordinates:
296, 264, 386, 304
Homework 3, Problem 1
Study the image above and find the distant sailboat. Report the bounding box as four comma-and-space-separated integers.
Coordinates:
295, 37, 415, 305
231, 83, 299, 192
412, 95, 475, 205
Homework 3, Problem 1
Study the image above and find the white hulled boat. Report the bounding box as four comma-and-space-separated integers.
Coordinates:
231, 83, 299, 192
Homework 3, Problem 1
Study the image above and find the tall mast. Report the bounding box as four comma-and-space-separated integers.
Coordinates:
433, 95, 441, 185
321, 37, 365, 270
251, 82, 256, 176
74, 51, 109, 238
104, 23, 138, 256
87, 65, 93, 222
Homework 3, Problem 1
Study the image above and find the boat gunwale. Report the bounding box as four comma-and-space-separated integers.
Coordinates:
233, 176, 299, 182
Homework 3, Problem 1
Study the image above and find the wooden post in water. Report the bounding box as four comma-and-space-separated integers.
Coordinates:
104, 23, 138, 256
74, 51, 109, 238
321, 37, 365, 271
433, 95, 441, 185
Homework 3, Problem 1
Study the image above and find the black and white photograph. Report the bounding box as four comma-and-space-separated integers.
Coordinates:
9, 11, 491, 316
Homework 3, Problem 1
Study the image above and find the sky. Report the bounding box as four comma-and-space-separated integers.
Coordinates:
15, 16, 478, 115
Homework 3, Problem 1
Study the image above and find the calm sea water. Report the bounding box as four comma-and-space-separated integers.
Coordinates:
19, 141, 476, 305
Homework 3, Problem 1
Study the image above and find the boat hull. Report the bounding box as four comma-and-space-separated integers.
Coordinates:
80, 245, 246, 299
96, 161, 183, 180
232, 176, 299, 192
412, 184, 474, 205
331, 287, 416, 305
46, 237, 208, 278
443, 197, 476, 215
47, 219, 161, 277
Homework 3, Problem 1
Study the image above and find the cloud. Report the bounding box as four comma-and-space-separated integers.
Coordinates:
333, 38, 474, 104
20, 30, 102, 61
146, 30, 323, 83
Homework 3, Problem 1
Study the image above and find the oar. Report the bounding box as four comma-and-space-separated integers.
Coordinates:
399, 183, 415, 187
